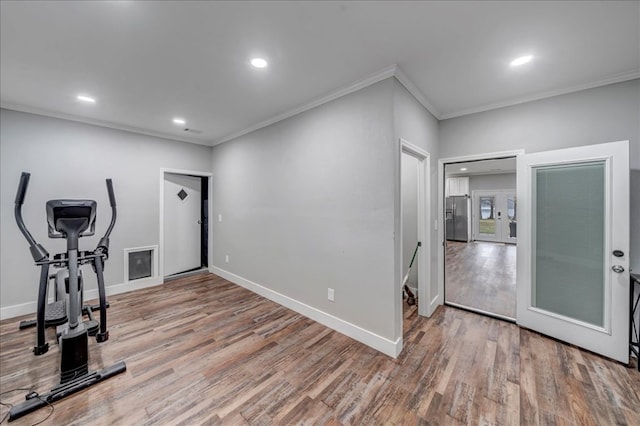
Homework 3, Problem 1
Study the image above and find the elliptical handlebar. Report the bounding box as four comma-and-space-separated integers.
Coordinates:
15, 172, 30, 205
106, 178, 116, 208
96, 178, 117, 255
14, 172, 48, 262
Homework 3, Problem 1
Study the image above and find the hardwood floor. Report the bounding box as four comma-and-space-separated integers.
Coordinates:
445, 241, 517, 319
1, 273, 638, 425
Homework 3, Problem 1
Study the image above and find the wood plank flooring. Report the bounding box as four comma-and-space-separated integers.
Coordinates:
445, 241, 517, 319
1, 273, 638, 425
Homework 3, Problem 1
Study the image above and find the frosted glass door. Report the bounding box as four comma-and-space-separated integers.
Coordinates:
516, 141, 630, 363
533, 163, 604, 326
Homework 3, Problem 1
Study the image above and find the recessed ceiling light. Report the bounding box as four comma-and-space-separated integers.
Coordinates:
77, 95, 96, 103
460, 167, 468, 171
173, 118, 186, 125
510, 55, 533, 67
250, 58, 268, 69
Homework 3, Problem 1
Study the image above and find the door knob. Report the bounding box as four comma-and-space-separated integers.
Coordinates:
197, 219, 202, 225
611, 265, 624, 273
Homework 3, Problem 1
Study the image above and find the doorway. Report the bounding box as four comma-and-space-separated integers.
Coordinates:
160, 169, 213, 280
439, 141, 630, 363
399, 139, 432, 324
402, 152, 420, 309
442, 155, 519, 320
472, 190, 517, 243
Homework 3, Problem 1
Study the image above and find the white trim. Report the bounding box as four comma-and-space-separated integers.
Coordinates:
429, 293, 441, 314
440, 70, 640, 120
5, 68, 637, 150
0, 103, 209, 147
0, 301, 40, 320
124, 245, 159, 284
400, 139, 433, 320
160, 168, 213, 281
0, 278, 163, 320
438, 150, 524, 312
394, 67, 441, 119
212, 267, 402, 358
215, 65, 399, 144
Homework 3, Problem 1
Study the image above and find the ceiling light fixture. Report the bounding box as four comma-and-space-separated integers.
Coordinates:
173, 118, 186, 125
250, 57, 268, 69
460, 167, 468, 171
510, 55, 533, 67
77, 95, 96, 103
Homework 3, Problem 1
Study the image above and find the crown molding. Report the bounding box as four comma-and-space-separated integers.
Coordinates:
439, 70, 640, 120
393, 67, 441, 119
0, 102, 211, 147
214, 65, 399, 145
7, 66, 634, 146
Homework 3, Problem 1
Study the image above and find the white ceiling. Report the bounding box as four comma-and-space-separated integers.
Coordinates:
1, 1, 638, 146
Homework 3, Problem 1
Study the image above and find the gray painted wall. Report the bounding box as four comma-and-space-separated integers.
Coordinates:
0, 109, 212, 312
393, 79, 440, 319
2, 76, 633, 354
440, 79, 640, 273
211, 79, 397, 340
401, 153, 419, 290
469, 173, 516, 192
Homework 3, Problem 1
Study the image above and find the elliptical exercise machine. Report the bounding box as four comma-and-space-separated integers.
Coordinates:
9, 172, 126, 422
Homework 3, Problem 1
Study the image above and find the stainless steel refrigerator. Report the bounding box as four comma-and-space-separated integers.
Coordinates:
445, 196, 469, 242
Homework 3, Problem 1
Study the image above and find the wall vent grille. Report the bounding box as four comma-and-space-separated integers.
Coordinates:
124, 245, 158, 283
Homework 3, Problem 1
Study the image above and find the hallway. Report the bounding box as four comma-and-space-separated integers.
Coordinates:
445, 241, 516, 319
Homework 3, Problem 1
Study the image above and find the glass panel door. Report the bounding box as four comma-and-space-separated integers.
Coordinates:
516, 140, 629, 363
479, 196, 496, 236
532, 162, 605, 326
507, 194, 517, 240
473, 191, 516, 243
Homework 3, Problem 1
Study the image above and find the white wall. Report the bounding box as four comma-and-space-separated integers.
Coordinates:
401, 153, 419, 290
440, 79, 640, 272
0, 109, 212, 318
211, 79, 399, 353
393, 79, 440, 318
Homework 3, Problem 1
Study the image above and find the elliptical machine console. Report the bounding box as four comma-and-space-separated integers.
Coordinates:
10, 172, 126, 422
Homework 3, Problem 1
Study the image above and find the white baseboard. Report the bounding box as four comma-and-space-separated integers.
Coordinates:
429, 294, 441, 316
0, 277, 163, 320
212, 266, 402, 358
0, 300, 39, 321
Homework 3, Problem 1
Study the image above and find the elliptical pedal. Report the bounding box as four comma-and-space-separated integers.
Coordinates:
45, 299, 67, 326
82, 306, 100, 336
85, 320, 99, 336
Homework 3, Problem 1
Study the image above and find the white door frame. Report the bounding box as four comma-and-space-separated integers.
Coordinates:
159, 168, 213, 281
437, 150, 524, 310
399, 139, 432, 318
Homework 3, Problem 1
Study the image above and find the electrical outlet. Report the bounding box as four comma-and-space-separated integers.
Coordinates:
328, 288, 335, 302
218, 214, 223, 222
225, 255, 229, 263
